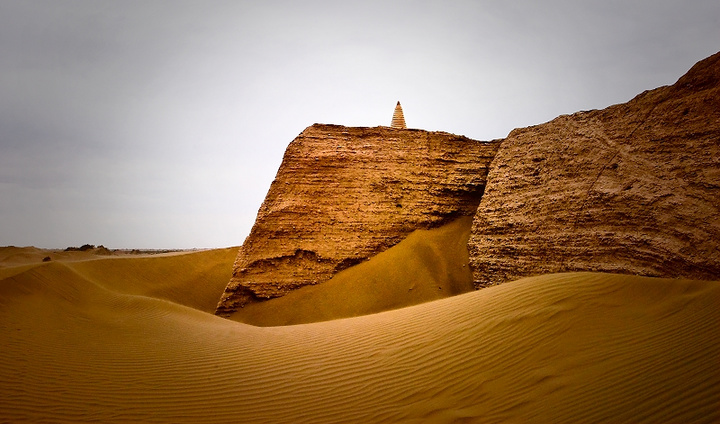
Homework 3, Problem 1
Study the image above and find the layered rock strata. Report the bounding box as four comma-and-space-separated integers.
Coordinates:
469, 51, 720, 286
217, 125, 499, 315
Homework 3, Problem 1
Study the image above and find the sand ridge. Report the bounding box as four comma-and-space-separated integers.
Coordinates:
1, 252, 718, 423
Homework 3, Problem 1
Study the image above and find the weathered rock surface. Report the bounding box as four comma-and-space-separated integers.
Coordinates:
217, 52, 720, 316
469, 51, 720, 287
217, 125, 499, 315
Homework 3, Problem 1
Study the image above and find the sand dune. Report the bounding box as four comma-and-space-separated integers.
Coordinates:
64, 247, 237, 313
1, 249, 718, 423
0, 246, 236, 313
230, 216, 476, 326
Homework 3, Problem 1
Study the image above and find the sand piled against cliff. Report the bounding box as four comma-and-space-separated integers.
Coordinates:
230, 216, 476, 326
1, 249, 718, 423
219, 125, 500, 314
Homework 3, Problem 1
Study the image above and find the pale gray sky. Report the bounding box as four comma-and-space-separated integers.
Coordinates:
1, 0, 718, 248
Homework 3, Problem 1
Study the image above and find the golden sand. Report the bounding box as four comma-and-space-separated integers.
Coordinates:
231, 216, 476, 326
1, 245, 718, 423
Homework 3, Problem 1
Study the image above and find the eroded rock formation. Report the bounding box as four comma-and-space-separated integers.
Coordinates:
216, 125, 499, 315
218, 52, 720, 317
469, 51, 720, 286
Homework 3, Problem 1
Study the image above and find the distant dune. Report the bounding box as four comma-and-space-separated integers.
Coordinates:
1, 249, 719, 423
0, 246, 237, 313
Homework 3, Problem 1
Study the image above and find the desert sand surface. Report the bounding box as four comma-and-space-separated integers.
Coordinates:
230, 216, 476, 326
1, 246, 719, 423
0, 246, 237, 313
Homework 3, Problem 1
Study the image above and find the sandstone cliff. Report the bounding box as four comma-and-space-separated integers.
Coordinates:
217, 125, 499, 315
469, 51, 720, 286
218, 52, 720, 316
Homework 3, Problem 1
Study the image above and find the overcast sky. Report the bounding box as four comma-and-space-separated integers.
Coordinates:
1, 1, 718, 249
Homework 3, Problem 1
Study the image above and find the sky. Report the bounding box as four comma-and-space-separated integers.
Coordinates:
1, 1, 719, 249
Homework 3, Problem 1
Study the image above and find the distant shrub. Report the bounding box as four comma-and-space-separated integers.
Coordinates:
64, 244, 96, 252
42, 256, 52, 262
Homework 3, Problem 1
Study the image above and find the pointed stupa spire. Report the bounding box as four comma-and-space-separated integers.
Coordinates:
391, 101, 407, 129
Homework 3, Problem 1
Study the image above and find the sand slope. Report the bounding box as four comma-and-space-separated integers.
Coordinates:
64, 247, 237, 313
0, 247, 237, 313
1, 254, 718, 423
230, 216, 476, 326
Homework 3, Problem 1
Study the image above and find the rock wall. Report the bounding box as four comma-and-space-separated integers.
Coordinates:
218, 52, 720, 317
217, 125, 499, 315
469, 51, 720, 286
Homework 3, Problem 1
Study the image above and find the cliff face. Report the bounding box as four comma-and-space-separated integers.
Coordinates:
217, 125, 499, 315
469, 51, 720, 286
218, 52, 720, 316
